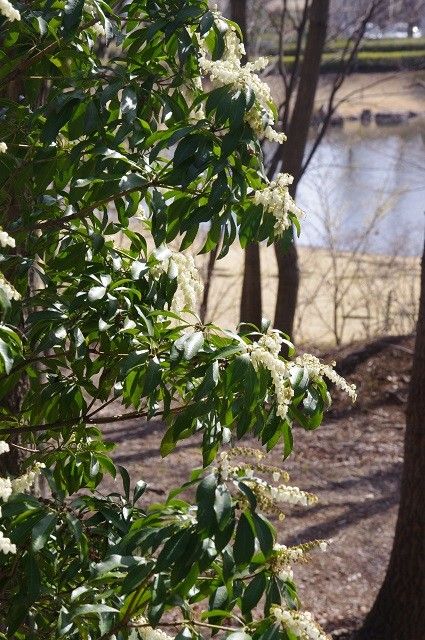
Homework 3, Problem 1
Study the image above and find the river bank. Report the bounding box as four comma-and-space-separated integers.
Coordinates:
268, 70, 425, 121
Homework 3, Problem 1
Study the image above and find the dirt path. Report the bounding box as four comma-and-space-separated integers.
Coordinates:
102, 336, 413, 638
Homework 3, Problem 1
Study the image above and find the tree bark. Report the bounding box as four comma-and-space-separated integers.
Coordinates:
273, 0, 329, 338
199, 244, 219, 324
229, 0, 263, 326
229, 0, 248, 56
240, 243, 263, 327
356, 239, 425, 640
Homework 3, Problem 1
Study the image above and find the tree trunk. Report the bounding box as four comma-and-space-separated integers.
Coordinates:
240, 243, 262, 327
273, 243, 299, 338
273, 0, 329, 338
229, 0, 247, 56
229, 0, 263, 326
356, 239, 425, 640
200, 244, 219, 324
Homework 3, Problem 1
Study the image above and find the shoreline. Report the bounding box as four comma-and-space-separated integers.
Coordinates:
268, 70, 425, 121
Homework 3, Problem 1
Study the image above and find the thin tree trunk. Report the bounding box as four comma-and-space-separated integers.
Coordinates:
273, 243, 299, 338
273, 0, 329, 338
200, 244, 219, 324
229, 0, 263, 327
356, 239, 425, 640
240, 243, 262, 327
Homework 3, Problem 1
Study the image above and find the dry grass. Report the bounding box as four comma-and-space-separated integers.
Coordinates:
198, 244, 420, 347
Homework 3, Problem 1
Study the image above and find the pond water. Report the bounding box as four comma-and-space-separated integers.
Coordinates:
294, 118, 425, 256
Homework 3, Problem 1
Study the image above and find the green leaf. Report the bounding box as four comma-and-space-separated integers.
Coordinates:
133, 480, 147, 504
121, 560, 154, 594
196, 473, 217, 532
73, 604, 119, 617
289, 366, 309, 393
63, 0, 84, 34
252, 513, 274, 557
118, 465, 131, 500
241, 572, 267, 615
183, 331, 204, 360
214, 483, 232, 530
194, 361, 219, 400
32, 513, 56, 551
143, 358, 161, 395
0, 339, 14, 374
121, 88, 137, 122
199, 11, 214, 35
234, 513, 255, 566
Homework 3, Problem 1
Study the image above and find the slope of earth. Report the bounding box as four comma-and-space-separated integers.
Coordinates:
101, 334, 414, 638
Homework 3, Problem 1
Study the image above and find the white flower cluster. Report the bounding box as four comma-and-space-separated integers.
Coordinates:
294, 353, 357, 402
240, 476, 316, 522
199, 20, 285, 143
91, 21, 105, 37
0, 273, 20, 302
0, 0, 20, 21
248, 329, 293, 419
272, 606, 329, 640
0, 228, 15, 249
272, 541, 328, 580
130, 618, 174, 640
11, 462, 45, 494
0, 530, 16, 555
253, 173, 304, 236
152, 247, 203, 315
0, 462, 45, 503
0, 141, 7, 153
0, 477, 12, 502
0, 440, 9, 455
270, 484, 317, 507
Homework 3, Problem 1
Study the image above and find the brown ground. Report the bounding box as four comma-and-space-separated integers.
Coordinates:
102, 334, 414, 638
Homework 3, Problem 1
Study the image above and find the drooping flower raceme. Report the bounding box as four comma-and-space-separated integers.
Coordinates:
294, 353, 357, 401
272, 605, 329, 640
253, 173, 304, 236
0, 530, 16, 555
270, 483, 318, 507
130, 617, 174, 640
199, 20, 286, 144
271, 541, 328, 582
0, 0, 20, 21
11, 463, 45, 495
0, 273, 20, 302
0, 228, 15, 249
151, 247, 203, 316
248, 329, 294, 419
0, 477, 12, 502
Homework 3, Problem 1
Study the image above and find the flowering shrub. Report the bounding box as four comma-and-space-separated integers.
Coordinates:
0, 2, 355, 639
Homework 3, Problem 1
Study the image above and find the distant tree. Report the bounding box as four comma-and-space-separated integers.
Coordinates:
241, 0, 383, 338
397, 0, 425, 36
356, 237, 425, 639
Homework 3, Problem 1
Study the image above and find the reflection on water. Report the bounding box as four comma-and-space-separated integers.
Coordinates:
295, 118, 425, 255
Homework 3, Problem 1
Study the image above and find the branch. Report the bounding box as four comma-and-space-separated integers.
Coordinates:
0, 19, 97, 89
300, 0, 385, 177
0, 404, 187, 436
